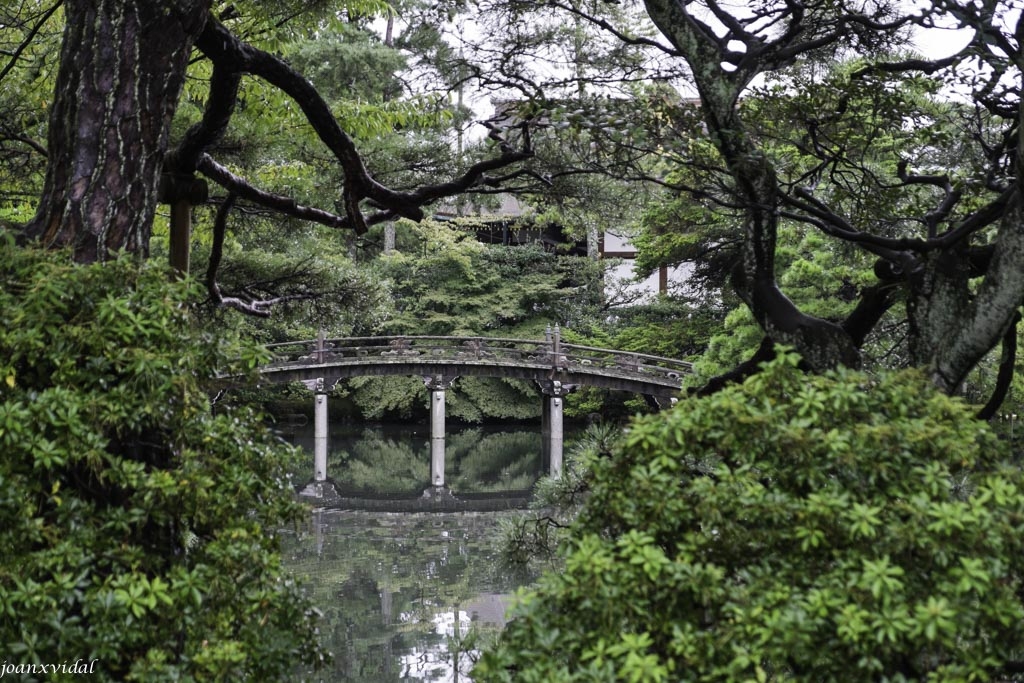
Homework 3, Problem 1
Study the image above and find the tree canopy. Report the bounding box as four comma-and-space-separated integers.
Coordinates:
5, 0, 1024, 401
453, 0, 1024, 405
0, 1, 535, 275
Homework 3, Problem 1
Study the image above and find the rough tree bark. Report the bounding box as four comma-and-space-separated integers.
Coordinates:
636, 0, 1024, 411
23, 0, 210, 263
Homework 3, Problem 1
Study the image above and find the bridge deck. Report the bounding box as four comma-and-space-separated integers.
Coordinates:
257, 335, 691, 398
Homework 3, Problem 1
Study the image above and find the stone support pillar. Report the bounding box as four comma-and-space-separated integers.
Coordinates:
431, 389, 445, 486
424, 375, 456, 487
547, 393, 564, 477
314, 377, 328, 482
299, 377, 338, 502
538, 380, 576, 477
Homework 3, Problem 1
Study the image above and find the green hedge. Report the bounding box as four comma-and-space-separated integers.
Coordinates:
0, 234, 323, 681
475, 352, 1024, 682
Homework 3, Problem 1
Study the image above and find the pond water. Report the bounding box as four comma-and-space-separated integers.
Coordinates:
283, 509, 533, 682
280, 423, 557, 681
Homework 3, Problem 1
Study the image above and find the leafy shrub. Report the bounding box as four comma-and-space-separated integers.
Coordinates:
0, 234, 323, 681
475, 353, 1024, 682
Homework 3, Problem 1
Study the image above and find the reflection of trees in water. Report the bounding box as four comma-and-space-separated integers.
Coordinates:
449, 430, 540, 493
285, 512, 533, 682
327, 427, 541, 495
331, 430, 428, 495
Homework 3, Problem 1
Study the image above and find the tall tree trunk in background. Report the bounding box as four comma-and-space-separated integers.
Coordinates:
23, 0, 210, 263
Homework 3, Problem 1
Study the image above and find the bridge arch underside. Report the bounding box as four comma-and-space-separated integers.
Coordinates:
256, 360, 680, 402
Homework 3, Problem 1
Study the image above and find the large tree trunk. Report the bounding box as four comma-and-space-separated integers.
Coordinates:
905, 248, 972, 370
929, 199, 1024, 394
23, 0, 210, 263
644, 0, 859, 372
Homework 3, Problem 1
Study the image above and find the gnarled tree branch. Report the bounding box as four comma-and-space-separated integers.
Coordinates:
206, 193, 311, 317
196, 154, 351, 230
194, 18, 534, 235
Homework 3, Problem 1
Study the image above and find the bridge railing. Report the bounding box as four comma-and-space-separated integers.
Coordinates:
265, 335, 552, 364
262, 333, 692, 382
559, 342, 692, 380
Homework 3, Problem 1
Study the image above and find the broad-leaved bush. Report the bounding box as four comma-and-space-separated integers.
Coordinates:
0, 234, 323, 681
475, 352, 1024, 682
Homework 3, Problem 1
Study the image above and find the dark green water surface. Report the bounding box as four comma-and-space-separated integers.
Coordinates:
281, 424, 550, 681
284, 509, 532, 682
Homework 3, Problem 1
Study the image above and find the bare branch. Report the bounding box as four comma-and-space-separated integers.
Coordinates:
544, 0, 683, 56
196, 154, 351, 230
0, 128, 47, 157
784, 186, 1012, 256
976, 313, 1018, 421
167, 63, 240, 173
853, 54, 960, 77
690, 337, 776, 397
0, 1, 61, 85
205, 192, 314, 317
892, 160, 961, 237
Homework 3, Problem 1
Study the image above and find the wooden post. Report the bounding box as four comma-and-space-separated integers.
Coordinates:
158, 173, 208, 278
169, 199, 191, 278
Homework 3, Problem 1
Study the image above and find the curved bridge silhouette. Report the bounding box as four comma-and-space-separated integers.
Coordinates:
258, 332, 692, 400
256, 330, 691, 505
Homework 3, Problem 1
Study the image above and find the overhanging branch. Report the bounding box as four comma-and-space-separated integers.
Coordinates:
977, 314, 1019, 421
205, 192, 312, 317
194, 18, 534, 233
196, 155, 351, 230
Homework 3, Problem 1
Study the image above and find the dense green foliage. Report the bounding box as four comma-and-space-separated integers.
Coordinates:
306, 223, 610, 422
0, 236, 323, 680
475, 353, 1024, 682
377, 222, 600, 337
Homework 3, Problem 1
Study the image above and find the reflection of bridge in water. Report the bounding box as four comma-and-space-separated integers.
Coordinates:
256, 326, 691, 502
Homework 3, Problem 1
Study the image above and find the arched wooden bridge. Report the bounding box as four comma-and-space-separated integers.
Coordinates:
255, 328, 691, 502
258, 329, 692, 401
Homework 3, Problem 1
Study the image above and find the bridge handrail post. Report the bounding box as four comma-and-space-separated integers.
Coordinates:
316, 329, 325, 364
553, 324, 562, 371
